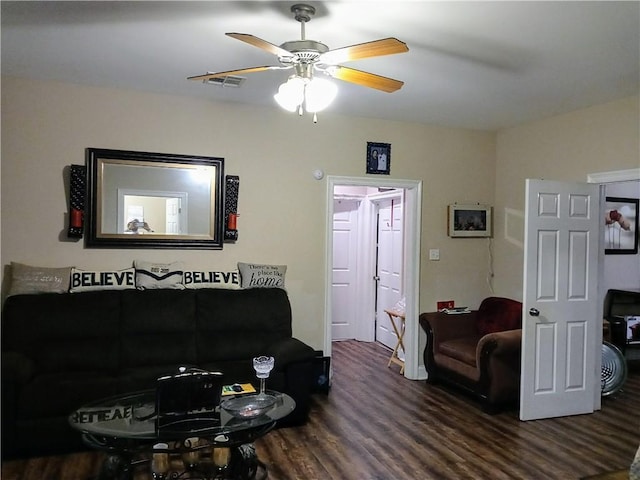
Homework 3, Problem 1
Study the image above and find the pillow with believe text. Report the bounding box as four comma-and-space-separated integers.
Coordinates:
70, 268, 136, 293
183, 270, 240, 289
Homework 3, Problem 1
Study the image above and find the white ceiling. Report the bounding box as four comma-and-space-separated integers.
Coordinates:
2, 1, 638, 131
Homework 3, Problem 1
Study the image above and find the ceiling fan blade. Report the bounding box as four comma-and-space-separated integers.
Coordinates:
328, 66, 404, 93
188, 66, 287, 81
320, 38, 408, 65
226, 33, 293, 58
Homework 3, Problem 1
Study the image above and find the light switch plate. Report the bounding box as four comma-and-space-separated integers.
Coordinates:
429, 249, 440, 260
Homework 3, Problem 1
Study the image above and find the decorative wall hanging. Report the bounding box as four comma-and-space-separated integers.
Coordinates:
448, 204, 493, 238
67, 164, 86, 239
224, 175, 240, 242
366, 142, 391, 175
604, 196, 638, 254
85, 148, 224, 249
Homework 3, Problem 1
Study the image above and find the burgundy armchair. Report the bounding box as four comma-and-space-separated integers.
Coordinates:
419, 297, 523, 412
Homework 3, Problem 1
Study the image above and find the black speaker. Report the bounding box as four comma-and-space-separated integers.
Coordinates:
311, 351, 331, 394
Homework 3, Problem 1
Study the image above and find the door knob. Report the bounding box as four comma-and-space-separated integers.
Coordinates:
529, 308, 540, 317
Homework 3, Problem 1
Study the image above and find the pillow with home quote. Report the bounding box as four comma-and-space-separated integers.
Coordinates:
237, 262, 286, 289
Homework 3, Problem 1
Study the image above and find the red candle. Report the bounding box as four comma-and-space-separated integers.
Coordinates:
228, 213, 237, 230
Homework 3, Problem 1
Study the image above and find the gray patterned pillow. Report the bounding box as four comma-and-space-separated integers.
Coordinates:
8, 262, 71, 296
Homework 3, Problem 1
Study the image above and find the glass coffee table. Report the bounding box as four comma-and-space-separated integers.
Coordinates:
69, 389, 295, 480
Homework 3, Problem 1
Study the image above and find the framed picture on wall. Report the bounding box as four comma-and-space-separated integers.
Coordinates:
604, 196, 639, 254
366, 142, 391, 175
448, 204, 493, 238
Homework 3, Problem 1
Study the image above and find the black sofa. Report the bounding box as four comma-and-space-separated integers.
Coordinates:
1, 287, 316, 459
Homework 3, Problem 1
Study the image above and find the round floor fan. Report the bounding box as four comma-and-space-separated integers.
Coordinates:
601, 341, 627, 396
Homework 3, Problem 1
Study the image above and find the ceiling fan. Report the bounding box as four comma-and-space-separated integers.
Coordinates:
188, 3, 409, 119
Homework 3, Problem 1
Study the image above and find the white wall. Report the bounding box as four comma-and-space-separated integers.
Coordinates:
1, 76, 497, 351
492, 95, 640, 300
603, 180, 640, 291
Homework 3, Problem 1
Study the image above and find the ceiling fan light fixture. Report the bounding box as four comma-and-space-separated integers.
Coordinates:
305, 77, 337, 113
274, 76, 305, 112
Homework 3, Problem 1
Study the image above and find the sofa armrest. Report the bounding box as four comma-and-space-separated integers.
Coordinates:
266, 337, 315, 368
2, 351, 36, 385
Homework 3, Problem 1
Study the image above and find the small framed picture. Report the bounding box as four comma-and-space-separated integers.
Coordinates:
448, 204, 492, 238
366, 142, 391, 175
604, 196, 639, 254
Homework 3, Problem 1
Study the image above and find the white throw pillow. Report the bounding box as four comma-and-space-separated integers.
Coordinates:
237, 262, 287, 289
135, 260, 185, 289
183, 270, 240, 289
70, 268, 136, 293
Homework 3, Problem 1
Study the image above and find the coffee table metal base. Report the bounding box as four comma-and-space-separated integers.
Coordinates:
95, 443, 267, 480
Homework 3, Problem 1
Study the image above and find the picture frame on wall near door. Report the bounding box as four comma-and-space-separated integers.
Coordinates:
447, 204, 493, 238
604, 196, 639, 254
366, 142, 391, 175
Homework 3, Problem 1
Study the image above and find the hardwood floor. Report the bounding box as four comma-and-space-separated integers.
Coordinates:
3, 340, 639, 479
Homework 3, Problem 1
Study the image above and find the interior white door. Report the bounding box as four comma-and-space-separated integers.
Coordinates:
165, 197, 180, 233
332, 199, 360, 340
376, 196, 404, 350
520, 179, 600, 421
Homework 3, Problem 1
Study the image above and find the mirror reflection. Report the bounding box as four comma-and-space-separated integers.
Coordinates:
87, 149, 224, 249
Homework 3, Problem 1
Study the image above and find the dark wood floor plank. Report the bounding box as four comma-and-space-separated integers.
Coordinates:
3, 339, 639, 479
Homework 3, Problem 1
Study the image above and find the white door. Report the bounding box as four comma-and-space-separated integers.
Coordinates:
166, 197, 181, 234
332, 199, 360, 340
520, 179, 600, 421
376, 196, 404, 349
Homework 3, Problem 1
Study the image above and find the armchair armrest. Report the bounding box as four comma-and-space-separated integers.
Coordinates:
420, 311, 480, 345
2, 351, 36, 385
477, 329, 522, 358
266, 337, 315, 368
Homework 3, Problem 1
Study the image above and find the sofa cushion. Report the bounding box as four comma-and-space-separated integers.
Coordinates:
439, 336, 482, 367
120, 289, 197, 367
17, 372, 118, 419
2, 291, 121, 373
195, 288, 292, 363
476, 297, 523, 336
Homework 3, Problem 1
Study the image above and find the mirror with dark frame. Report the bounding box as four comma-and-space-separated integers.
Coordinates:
86, 148, 224, 249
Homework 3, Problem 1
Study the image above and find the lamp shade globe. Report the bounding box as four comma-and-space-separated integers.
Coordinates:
305, 77, 337, 113
274, 76, 305, 112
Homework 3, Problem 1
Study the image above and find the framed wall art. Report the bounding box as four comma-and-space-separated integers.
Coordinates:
448, 204, 493, 238
604, 196, 638, 255
366, 142, 391, 175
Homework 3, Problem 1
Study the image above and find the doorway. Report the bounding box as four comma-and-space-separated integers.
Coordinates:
324, 176, 423, 380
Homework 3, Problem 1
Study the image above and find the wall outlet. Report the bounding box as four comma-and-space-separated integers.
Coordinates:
437, 300, 455, 311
